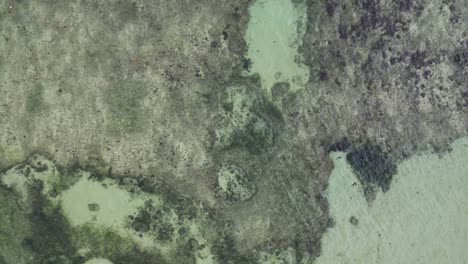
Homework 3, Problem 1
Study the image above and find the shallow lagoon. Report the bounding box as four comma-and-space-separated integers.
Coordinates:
245, 0, 309, 93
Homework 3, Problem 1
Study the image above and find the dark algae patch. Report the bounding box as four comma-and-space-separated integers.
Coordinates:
327, 138, 397, 199
0, 185, 32, 263
349, 216, 359, 226
0, 157, 204, 263
22, 180, 81, 264
346, 143, 397, 195
72, 224, 168, 264
21, 178, 161, 264
271, 81, 290, 99
129, 199, 175, 243
214, 77, 284, 154
230, 117, 275, 154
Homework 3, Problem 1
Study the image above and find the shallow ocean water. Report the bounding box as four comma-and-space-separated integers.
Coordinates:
317, 137, 468, 264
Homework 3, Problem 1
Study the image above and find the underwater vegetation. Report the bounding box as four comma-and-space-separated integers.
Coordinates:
0, 0, 466, 262
346, 143, 397, 197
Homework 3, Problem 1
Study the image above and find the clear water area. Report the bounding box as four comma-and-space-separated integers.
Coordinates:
245, 0, 309, 94
317, 137, 468, 264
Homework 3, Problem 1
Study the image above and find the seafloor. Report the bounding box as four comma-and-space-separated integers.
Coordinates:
0, 0, 467, 263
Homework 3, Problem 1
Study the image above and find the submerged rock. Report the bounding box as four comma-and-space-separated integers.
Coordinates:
213, 81, 282, 154
217, 164, 256, 203
346, 143, 397, 194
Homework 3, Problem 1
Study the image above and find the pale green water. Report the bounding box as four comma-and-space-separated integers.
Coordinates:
316, 137, 468, 264
61, 174, 150, 229
245, 0, 309, 94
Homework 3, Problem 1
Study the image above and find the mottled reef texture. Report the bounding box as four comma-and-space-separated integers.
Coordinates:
0, 0, 467, 263
298, 0, 467, 198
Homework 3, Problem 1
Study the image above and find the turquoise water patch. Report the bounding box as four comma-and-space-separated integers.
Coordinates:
316, 137, 468, 263
245, 0, 309, 94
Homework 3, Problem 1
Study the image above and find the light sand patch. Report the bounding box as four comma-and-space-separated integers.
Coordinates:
316, 137, 468, 264
59, 174, 170, 250
60, 174, 150, 229
245, 0, 309, 94
60, 173, 216, 259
